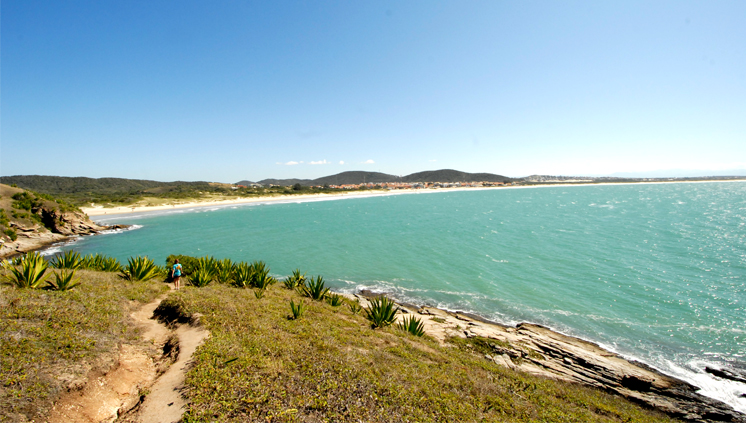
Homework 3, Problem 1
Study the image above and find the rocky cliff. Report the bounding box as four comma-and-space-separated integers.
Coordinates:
0, 184, 124, 258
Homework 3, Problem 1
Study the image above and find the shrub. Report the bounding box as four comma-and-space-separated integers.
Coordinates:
196, 256, 218, 279
189, 266, 214, 287
51, 250, 83, 269
289, 299, 306, 320
47, 270, 81, 291
301, 276, 329, 301
165, 254, 200, 276
81, 253, 122, 272
4, 228, 17, 241
120, 256, 160, 281
231, 261, 253, 288
216, 258, 234, 283
2, 251, 48, 288
327, 293, 343, 307
254, 289, 265, 299
283, 269, 306, 289
397, 315, 425, 337
250, 261, 277, 289
364, 296, 399, 329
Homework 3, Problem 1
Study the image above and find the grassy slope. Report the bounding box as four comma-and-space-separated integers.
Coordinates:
164, 284, 675, 423
0, 270, 167, 422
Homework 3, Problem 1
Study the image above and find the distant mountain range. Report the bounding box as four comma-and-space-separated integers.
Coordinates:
238, 169, 514, 186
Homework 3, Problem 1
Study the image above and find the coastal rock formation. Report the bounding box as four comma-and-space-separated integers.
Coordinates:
0, 184, 126, 258
407, 305, 744, 423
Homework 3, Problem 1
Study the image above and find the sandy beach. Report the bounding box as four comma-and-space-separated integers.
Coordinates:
81, 179, 745, 218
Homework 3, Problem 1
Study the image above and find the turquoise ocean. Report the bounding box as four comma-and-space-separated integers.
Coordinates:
50, 182, 746, 412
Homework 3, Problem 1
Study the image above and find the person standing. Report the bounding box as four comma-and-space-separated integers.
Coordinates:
172, 259, 183, 290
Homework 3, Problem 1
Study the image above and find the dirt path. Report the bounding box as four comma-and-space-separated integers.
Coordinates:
48, 289, 209, 423
134, 323, 209, 423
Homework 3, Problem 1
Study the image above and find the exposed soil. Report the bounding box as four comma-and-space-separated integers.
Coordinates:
48, 287, 209, 423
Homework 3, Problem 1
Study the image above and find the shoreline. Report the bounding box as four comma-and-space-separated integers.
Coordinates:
81, 179, 746, 218
349, 290, 745, 422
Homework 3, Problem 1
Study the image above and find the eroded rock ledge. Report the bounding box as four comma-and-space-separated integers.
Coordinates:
403, 303, 744, 423
0, 207, 127, 258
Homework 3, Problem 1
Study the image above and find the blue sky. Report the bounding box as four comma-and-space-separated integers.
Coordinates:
2, 1, 745, 182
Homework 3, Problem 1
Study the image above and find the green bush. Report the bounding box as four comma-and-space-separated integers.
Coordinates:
47, 270, 82, 291
349, 300, 362, 314
364, 296, 399, 329
397, 315, 425, 337
165, 254, 200, 276
3, 228, 17, 241
2, 251, 48, 288
120, 256, 160, 281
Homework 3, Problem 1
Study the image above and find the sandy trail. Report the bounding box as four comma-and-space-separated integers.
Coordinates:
48, 288, 209, 423
135, 324, 209, 423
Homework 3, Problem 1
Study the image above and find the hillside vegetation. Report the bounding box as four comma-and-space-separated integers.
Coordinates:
0, 184, 80, 244
0, 176, 373, 208
1, 252, 677, 423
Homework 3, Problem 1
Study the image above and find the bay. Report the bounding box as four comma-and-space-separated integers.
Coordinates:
57, 181, 746, 412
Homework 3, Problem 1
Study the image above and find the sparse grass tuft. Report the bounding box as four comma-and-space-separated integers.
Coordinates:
289, 299, 306, 319
283, 269, 306, 289
326, 293, 343, 307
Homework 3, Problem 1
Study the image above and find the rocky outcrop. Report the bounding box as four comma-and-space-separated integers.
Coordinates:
409, 305, 745, 423
0, 207, 126, 258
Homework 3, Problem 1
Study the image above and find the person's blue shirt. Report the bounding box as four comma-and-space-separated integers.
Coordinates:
172, 263, 182, 277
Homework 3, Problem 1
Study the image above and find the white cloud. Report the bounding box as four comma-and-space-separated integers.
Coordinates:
310, 159, 329, 165
429, 159, 437, 162
339, 161, 345, 165
363, 159, 375, 164
284, 161, 299, 165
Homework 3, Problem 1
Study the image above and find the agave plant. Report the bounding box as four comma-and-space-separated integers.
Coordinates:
249, 261, 277, 289
215, 258, 234, 284
289, 299, 306, 320
120, 256, 160, 281
283, 269, 307, 289
3, 251, 49, 288
349, 300, 362, 314
231, 262, 253, 288
196, 256, 218, 278
364, 296, 399, 329
81, 253, 122, 272
254, 289, 265, 299
98, 256, 123, 272
326, 293, 343, 307
301, 276, 329, 301
397, 315, 425, 337
51, 250, 83, 269
47, 270, 82, 291
189, 266, 214, 287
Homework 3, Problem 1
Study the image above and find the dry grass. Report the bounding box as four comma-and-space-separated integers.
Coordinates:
163, 284, 676, 423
